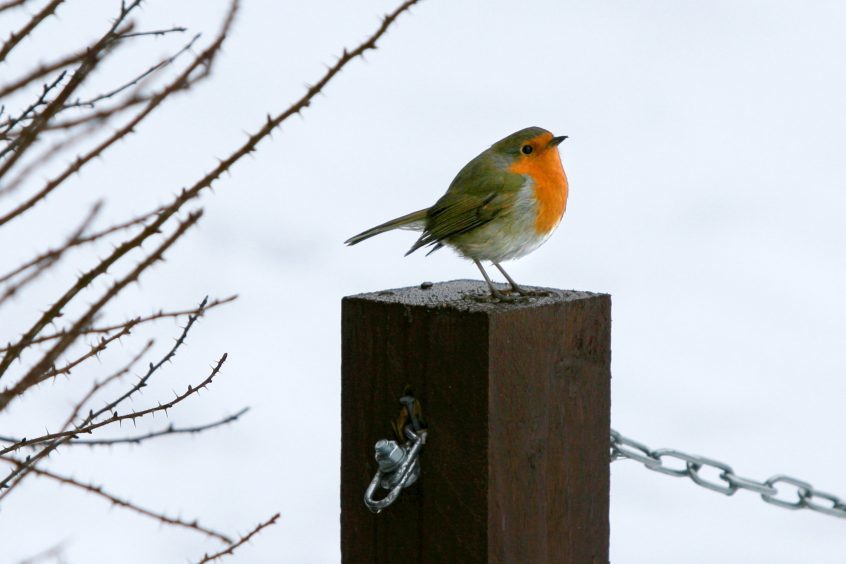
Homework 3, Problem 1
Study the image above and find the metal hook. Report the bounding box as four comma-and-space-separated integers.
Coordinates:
363, 427, 427, 513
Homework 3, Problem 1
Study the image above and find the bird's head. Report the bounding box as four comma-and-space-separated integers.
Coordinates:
490, 126, 567, 165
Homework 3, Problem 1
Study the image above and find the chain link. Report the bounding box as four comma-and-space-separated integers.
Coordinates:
363, 391, 427, 514
610, 429, 846, 519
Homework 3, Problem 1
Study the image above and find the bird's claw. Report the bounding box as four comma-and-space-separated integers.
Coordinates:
509, 287, 555, 298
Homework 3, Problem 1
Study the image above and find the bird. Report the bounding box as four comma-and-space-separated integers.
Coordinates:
345, 126, 568, 301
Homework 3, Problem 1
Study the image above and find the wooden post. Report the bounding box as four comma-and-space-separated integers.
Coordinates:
341, 280, 611, 563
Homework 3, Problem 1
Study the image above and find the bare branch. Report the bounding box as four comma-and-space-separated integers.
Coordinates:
0, 5, 140, 174
0, 71, 66, 137
0, 202, 164, 285
0, 2, 234, 227
16, 541, 67, 564
118, 26, 188, 39
59, 338, 155, 432
0, 295, 236, 352
196, 513, 280, 563
0, 211, 203, 406
0, 0, 65, 64
31, 407, 249, 447
0, 25, 188, 103
63, 33, 201, 110
0, 455, 232, 544
0, 0, 31, 13
0, 47, 88, 100
1, 295, 215, 455
0, 119, 101, 198
0, 15, 141, 178
0, 200, 102, 303
40, 324, 134, 380
0, 352, 228, 492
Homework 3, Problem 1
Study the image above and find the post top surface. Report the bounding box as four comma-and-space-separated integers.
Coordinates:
344, 279, 605, 313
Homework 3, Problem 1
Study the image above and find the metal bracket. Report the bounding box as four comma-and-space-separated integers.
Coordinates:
363, 391, 427, 513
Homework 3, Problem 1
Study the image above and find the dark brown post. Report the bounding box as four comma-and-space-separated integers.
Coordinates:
341, 280, 611, 563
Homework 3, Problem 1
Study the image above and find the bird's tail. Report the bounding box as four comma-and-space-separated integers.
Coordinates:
344, 208, 429, 246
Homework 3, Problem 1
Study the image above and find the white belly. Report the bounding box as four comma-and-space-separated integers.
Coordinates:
447, 181, 560, 264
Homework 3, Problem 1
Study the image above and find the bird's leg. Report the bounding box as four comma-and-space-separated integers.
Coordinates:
474, 260, 514, 301
493, 263, 531, 294
493, 263, 552, 297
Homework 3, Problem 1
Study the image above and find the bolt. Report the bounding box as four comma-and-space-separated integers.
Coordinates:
374, 439, 405, 473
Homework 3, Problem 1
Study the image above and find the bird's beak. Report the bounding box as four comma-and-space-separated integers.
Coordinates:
549, 135, 568, 147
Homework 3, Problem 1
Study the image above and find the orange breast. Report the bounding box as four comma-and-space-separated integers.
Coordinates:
508, 148, 569, 234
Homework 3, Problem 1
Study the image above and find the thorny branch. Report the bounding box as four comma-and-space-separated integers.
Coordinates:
0, 0, 65, 64
0, 26, 186, 100
0, 200, 102, 303
196, 513, 281, 563
0, 407, 250, 447
0, 202, 160, 285
0, 2, 232, 227
0, 0, 31, 13
0, 0, 425, 557
1, 295, 216, 455
0, 211, 204, 407
0, 295, 237, 351
41, 324, 134, 381
0, 455, 233, 544
0, 352, 229, 491
62, 32, 201, 111
59, 339, 155, 433
0, 71, 67, 138
0, 3, 139, 172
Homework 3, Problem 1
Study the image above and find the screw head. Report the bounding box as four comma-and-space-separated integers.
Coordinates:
374, 439, 405, 473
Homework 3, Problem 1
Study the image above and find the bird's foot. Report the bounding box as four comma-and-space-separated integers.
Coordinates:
508, 286, 555, 298
490, 287, 521, 302
466, 286, 520, 303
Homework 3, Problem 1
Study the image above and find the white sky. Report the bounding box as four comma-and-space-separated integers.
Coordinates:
1, 1, 845, 562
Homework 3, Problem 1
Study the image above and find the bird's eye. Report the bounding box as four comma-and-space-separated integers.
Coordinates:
521, 145, 533, 155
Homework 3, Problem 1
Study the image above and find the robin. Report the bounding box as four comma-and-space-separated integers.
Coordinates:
345, 126, 568, 300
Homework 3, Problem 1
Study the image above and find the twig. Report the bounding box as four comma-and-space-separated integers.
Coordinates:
0, 211, 203, 407
1, 295, 213, 454
0, 48, 92, 101
34, 407, 249, 447
0, 71, 66, 136
0, 25, 187, 104
0, 295, 236, 352
0, 119, 101, 197
63, 33, 201, 110
0, 0, 31, 12
0, 0, 65, 64
117, 26, 187, 39
0, 201, 102, 303
196, 513, 280, 563
0, 203, 165, 284
40, 324, 134, 380
0, 2, 231, 227
16, 541, 67, 564
0, 6, 139, 173
0, 352, 228, 491
59, 339, 154, 432
41, 91, 150, 131
0, 455, 232, 543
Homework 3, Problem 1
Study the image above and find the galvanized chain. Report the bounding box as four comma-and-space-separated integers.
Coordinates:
611, 429, 846, 519
363, 392, 427, 513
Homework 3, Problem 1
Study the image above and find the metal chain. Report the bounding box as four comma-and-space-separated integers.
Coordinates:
363, 392, 427, 513
610, 429, 846, 519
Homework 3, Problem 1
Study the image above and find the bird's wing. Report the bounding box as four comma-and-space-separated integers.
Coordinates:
404, 192, 500, 255
405, 156, 524, 256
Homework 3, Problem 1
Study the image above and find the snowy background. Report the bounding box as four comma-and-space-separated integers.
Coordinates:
1, 1, 845, 562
